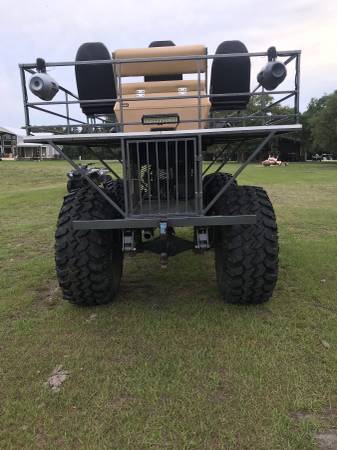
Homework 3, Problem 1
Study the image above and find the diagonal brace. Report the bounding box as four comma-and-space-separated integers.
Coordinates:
202, 142, 231, 176
203, 140, 245, 190
48, 141, 126, 218
87, 146, 121, 179
203, 131, 276, 215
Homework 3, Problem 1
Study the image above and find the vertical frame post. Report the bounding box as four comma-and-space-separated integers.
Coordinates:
115, 62, 124, 132
197, 61, 202, 129
65, 92, 70, 133
121, 138, 129, 217
197, 135, 203, 214
295, 52, 301, 123
19, 67, 31, 135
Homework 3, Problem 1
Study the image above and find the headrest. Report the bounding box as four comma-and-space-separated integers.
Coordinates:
149, 40, 176, 48
145, 40, 182, 82
114, 45, 207, 77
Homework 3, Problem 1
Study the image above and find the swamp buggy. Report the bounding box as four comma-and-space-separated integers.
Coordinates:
19, 40, 301, 305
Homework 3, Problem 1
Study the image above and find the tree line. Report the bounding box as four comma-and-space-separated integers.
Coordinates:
301, 90, 337, 157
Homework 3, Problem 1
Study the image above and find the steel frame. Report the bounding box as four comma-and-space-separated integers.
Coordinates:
42, 127, 287, 231
18, 48, 302, 235
19, 49, 301, 134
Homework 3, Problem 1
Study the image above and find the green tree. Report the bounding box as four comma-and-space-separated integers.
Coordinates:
311, 91, 337, 152
246, 94, 294, 125
206, 94, 295, 162
300, 95, 329, 154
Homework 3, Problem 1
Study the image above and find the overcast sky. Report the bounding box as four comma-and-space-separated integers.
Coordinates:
1, 0, 336, 129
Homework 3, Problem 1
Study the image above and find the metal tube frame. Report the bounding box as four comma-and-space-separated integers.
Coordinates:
24, 114, 296, 135
18, 49, 301, 232
19, 49, 301, 134
19, 49, 301, 70
44, 128, 277, 231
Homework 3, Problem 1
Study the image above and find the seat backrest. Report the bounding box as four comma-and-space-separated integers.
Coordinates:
113, 44, 207, 77
210, 40, 251, 111
145, 41, 183, 82
75, 42, 116, 116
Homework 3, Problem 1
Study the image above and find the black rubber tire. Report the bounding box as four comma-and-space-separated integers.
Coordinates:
203, 172, 237, 207
212, 185, 278, 304
105, 178, 124, 215
66, 178, 83, 193
67, 173, 112, 193
55, 185, 123, 306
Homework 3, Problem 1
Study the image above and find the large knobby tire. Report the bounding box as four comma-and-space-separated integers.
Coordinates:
203, 172, 237, 207
55, 184, 123, 306
67, 178, 82, 193
212, 185, 278, 304
104, 178, 124, 214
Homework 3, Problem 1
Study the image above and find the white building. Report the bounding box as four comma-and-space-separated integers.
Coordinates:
0, 126, 59, 160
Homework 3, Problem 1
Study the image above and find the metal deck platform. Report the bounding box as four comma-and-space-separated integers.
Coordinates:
23, 124, 301, 145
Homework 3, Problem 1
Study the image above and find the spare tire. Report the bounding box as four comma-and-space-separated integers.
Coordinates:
210, 40, 250, 111
75, 42, 116, 116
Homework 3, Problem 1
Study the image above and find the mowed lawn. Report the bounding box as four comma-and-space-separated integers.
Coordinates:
0, 160, 337, 450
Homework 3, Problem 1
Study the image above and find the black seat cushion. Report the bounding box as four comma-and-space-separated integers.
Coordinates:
210, 41, 250, 111
75, 42, 116, 116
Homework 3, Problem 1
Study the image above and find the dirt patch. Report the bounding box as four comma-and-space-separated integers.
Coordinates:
45, 366, 70, 392
291, 411, 315, 421
320, 408, 337, 420
255, 305, 274, 318
106, 395, 137, 411
292, 408, 337, 449
85, 313, 97, 322
209, 368, 231, 402
316, 431, 337, 449
32, 279, 61, 310
292, 407, 337, 423
313, 302, 337, 315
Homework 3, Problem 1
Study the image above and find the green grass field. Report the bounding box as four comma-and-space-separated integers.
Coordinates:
1, 161, 337, 449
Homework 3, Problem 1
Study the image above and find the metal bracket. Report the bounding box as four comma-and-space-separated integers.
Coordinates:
159, 221, 168, 268
160, 221, 168, 236
195, 227, 209, 250
122, 230, 136, 252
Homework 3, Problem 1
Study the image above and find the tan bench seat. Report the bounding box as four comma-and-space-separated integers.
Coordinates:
121, 79, 206, 95
113, 44, 209, 131
115, 92, 209, 132
114, 45, 207, 77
